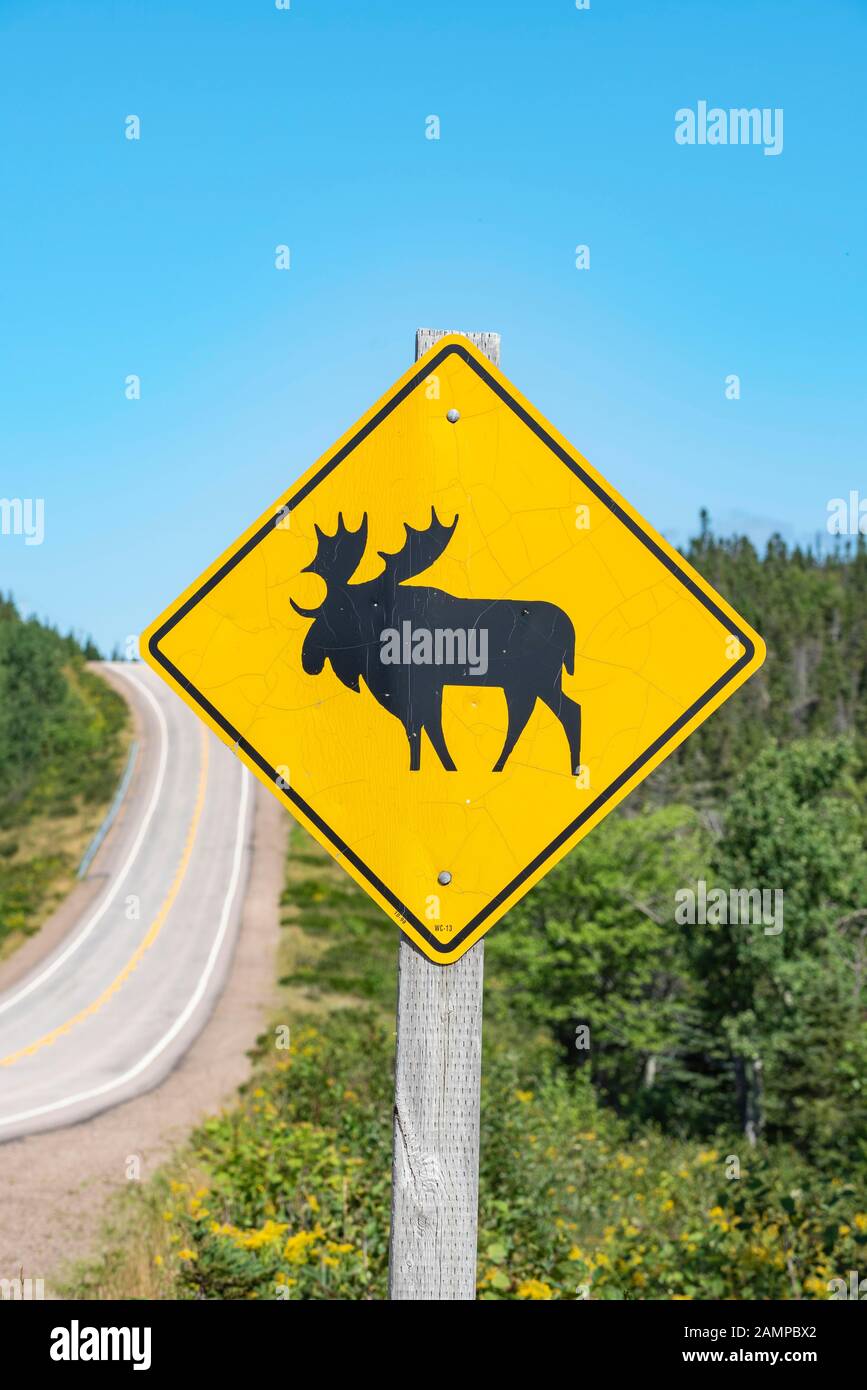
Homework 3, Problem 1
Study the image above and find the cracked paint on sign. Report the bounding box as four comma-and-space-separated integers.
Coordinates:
141, 335, 765, 964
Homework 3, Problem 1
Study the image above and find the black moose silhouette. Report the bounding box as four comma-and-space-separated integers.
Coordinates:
290, 510, 582, 774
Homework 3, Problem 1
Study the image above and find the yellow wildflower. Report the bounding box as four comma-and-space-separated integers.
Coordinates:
237, 1220, 289, 1251
516, 1279, 553, 1300
803, 1276, 830, 1297
283, 1229, 322, 1265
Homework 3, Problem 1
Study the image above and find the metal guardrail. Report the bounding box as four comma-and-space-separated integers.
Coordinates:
76, 739, 139, 879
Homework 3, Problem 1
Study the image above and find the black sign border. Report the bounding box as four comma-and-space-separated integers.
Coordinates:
149, 342, 756, 958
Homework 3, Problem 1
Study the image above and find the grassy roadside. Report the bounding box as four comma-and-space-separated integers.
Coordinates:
65, 828, 867, 1301
0, 658, 131, 960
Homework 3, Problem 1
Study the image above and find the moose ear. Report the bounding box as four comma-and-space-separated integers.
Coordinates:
290, 597, 320, 619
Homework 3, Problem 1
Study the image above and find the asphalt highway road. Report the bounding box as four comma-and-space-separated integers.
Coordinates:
0, 662, 252, 1141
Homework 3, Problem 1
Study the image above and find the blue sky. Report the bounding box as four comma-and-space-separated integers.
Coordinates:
1, 0, 864, 653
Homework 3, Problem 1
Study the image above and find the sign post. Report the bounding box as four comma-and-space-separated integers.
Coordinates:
389, 934, 484, 1299
388, 330, 499, 1301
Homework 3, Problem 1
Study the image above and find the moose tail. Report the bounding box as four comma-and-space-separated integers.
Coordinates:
562, 616, 576, 676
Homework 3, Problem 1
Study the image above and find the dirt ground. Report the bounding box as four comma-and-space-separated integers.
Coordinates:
0, 783, 286, 1297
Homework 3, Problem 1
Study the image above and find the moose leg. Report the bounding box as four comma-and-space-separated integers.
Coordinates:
404, 722, 423, 771
423, 711, 457, 772
493, 692, 536, 772
541, 687, 582, 775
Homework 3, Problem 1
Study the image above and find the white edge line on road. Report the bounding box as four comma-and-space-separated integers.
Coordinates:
0, 666, 169, 1020
0, 763, 251, 1129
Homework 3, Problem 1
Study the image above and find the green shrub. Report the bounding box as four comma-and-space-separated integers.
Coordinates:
152, 1010, 866, 1301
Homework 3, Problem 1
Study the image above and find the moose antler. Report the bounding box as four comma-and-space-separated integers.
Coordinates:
377, 508, 458, 585
290, 513, 369, 616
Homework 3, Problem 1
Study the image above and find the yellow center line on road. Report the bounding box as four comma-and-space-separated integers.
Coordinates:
0, 726, 210, 1069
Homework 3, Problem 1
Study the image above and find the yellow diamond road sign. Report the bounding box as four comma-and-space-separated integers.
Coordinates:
142, 335, 765, 964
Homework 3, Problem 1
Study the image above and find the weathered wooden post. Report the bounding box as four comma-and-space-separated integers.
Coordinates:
387, 329, 500, 1302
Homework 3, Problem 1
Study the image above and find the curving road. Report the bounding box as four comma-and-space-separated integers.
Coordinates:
0, 662, 252, 1142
